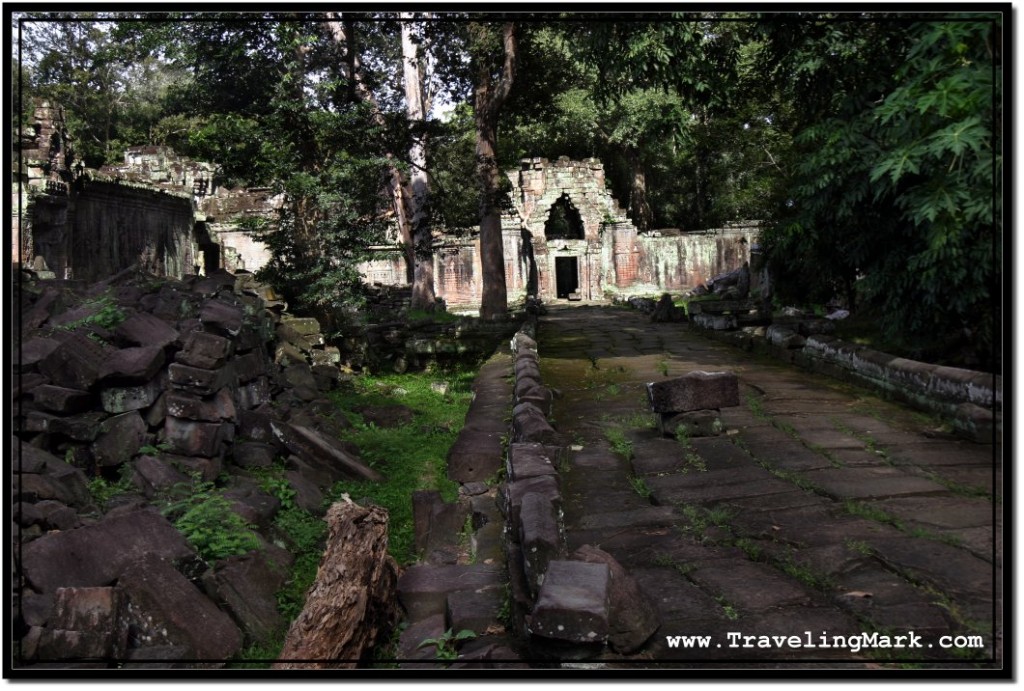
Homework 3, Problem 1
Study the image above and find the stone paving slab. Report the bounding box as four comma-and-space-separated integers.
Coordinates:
686, 559, 819, 612
631, 567, 726, 618
871, 496, 994, 530
799, 466, 949, 499
738, 437, 838, 472
884, 441, 997, 468
866, 537, 995, 602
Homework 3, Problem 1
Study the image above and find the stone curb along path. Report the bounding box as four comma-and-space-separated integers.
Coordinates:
530, 304, 1002, 670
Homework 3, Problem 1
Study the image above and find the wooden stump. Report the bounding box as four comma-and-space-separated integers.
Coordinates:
272, 499, 400, 669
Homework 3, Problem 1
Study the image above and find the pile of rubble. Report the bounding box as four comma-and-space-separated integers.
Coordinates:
13, 268, 382, 666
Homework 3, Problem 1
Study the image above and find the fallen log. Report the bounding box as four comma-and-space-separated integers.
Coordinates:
272, 498, 400, 669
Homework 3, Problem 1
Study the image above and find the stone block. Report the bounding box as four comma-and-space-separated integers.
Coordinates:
199, 298, 244, 336
285, 469, 324, 514
119, 553, 243, 660
20, 508, 195, 593
283, 363, 318, 391
232, 351, 267, 383
163, 453, 223, 483
49, 586, 128, 658
511, 332, 538, 355
33, 385, 94, 414
504, 474, 561, 528
237, 376, 273, 410
397, 613, 446, 662
13, 372, 49, 400
571, 545, 658, 654
397, 564, 505, 620
17, 337, 61, 372
132, 455, 190, 498
691, 312, 737, 331
91, 411, 148, 467
38, 333, 110, 390
200, 551, 288, 647
274, 342, 307, 367
646, 370, 739, 414
767, 325, 807, 349
446, 588, 504, 636
100, 376, 165, 414
48, 411, 110, 442
272, 421, 384, 483
514, 358, 542, 382
98, 345, 166, 383
512, 402, 562, 445
310, 346, 341, 366
232, 441, 277, 468
165, 387, 236, 422
518, 492, 565, 597
530, 560, 610, 645
238, 407, 278, 444
114, 311, 179, 348
163, 416, 233, 458
507, 443, 558, 482
175, 330, 233, 369
168, 362, 235, 395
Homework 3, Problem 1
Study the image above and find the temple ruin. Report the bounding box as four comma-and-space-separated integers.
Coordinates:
13, 103, 755, 310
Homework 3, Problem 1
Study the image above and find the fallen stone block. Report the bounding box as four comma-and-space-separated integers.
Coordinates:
32, 385, 94, 414
168, 362, 235, 396
175, 330, 233, 370
232, 351, 267, 384
397, 613, 446, 663
514, 358, 542, 382
38, 332, 111, 390
571, 544, 658, 654
20, 508, 195, 593
165, 388, 236, 423
273, 421, 384, 484
446, 588, 504, 637
511, 332, 538, 356
690, 312, 737, 331
163, 416, 233, 458
518, 492, 565, 598
114, 311, 179, 349
512, 402, 562, 445
529, 560, 610, 646
49, 586, 128, 659
47, 411, 110, 442
285, 469, 325, 514
100, 376, 164, 414
91, 411, 148, 467
17, 337, 62, 372
647, 370, 739, 414
163, 453, 223, 483
132, 455, 190, 498
200, 551, 288, 648
119, 553, 243, 660
199, 298, 244, 337
231, 441, 277, 468
97, 345, 166, 383
503, 474, 561, 529
237, 376, 273, 410
767, 324, 807, 349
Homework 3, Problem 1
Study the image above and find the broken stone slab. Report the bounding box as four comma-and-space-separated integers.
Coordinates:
518, 492, 565, 598
647, 370, 739, 414
175, 330, 233, 370
20, 508, 195, 593
91, 411, 148, 467
131, 455, 191, 498
32, 385, 94, 414
119, 553, 243, 660
47, 411, 110, 442
99, 376, 164, 414
163, 416, 234, 458
114, 311, 180, 349
529, 560, 610, 646
199, 298, 244, 337
507, 443, 558, 482
38, 332, 111, 390
273, 421, 384, 483
512, 402, 562, 446
200, 551, 288, 648
168, 361, 236, 396
165, 388, 236, 422
659, 409, 724, 438
97, 345, 166, 384
397, 564, 505, 620
48, 586, 129, 659
571, 545, 659, 654
17, 337, 62, 372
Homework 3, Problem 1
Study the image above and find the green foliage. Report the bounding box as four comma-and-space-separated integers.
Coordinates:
418, 628, 477, 661
604, 427, 634, 461
161, 476, 259, 563
87, 467, 135, 509
57, 295, 126, 333
328, 368, 474, 564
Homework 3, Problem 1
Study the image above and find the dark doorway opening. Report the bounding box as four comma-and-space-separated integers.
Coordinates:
545, 194, 585, 241
555, 256, 579, 298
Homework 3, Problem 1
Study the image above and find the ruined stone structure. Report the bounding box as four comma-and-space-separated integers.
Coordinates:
361, 157, 757, 312
13, 103, 279, 283
14, 104, 753, 312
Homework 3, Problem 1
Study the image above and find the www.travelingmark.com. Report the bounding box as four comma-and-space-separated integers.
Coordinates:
665, 631, 985, 654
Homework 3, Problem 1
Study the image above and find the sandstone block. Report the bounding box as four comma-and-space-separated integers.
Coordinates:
199, 298, 244, 336
175, 330, 233, 369
163, 416, 233, 458
200, 551, 288, 647
507, 443, 558, 482
114, 311, 179, 348
100, 376, 164, 414
518, 492, 565, 597
646, 370, 739, 413
91, 411, 148, 467
33, 385, 94, 414
98, 345, 166, 383
571, 544, 658, 654
530, 560, 610, 645
168, 361, 235, 395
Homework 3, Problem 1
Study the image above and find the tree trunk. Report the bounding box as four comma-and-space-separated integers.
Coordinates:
402, 15, 437, 311
627, 148, 652, 233
272, 500, 400, 669
324, 14, 415, 283
473, 22, 517, 321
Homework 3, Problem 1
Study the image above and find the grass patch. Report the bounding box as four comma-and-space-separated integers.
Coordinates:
327, 368, 475, 565
628, 475, 652, 499
604, 427, 634, 461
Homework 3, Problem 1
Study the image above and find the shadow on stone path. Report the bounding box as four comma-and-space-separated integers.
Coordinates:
537, 304, 1002, 669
